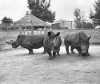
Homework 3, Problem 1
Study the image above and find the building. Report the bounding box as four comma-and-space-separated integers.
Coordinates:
52, 20, 75, 29
11, 11, 51, 30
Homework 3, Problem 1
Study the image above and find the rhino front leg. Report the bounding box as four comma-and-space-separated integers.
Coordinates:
57, 51, 60, 56
57, 49, 60, 56
47, 51, 53, 60
86, 47, 90, 56
53, 52, 56, 58
76, 47, 81, 56
86, 50, 90, 56
86, 53, 90, 56
71, 46, 75, 54
42, 48, 46, 54
65, 45, 70, 55
28, 49, 34, 54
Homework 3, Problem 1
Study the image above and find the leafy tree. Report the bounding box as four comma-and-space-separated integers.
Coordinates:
74, 8, 94, 29
86, 22, 94, 28
73, 8, 85, 29
2, 16, 13, 27
28, 0, 55, 23
90, 0, 100, 26
1, 16, 13, 30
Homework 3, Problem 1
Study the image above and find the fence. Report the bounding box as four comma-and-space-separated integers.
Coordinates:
0, 20, 52, 35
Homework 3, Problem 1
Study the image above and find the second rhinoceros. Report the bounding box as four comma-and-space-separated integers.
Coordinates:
64, 31, 91, 56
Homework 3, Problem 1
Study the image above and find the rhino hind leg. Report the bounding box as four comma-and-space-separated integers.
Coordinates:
71, 47, 75, 54
28, 49, 34, 54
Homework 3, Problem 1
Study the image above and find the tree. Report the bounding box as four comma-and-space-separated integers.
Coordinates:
86, 22, 94, 28
28, 0, 55, 23
2, 16, 13, 26
74, 8, 94, 29
1, 16, 13, 30
73, 8, 85, 29
90, 0, 100, 26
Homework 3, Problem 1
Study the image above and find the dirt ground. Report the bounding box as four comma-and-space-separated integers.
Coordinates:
0, 45, 100, 84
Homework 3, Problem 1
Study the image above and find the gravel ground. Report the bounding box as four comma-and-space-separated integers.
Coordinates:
0, 45, 100, 84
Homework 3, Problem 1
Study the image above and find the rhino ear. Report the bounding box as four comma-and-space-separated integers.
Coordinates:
48, 32, 51, 36
18, 35, 20, 39
88, 35, 91, 40
56, 32, 60, 36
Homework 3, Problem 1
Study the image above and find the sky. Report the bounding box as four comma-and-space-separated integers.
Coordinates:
0, 0, 97, 22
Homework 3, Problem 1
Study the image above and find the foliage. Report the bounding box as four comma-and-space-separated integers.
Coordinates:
27, 0, 55, 23
90, 0, 100, 26
74, 8, 94, 29
1, 16, 13, 27
85, 22, 94, 28
73, 8, 85, 29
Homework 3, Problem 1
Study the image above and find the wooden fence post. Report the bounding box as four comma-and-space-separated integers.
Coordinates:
31, 21, 34, 35
71, 21, 72, 29
19, 21, 22, 35
44, 23, 47, 35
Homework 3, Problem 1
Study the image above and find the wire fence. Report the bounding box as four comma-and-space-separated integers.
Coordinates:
51, 20, 94, 30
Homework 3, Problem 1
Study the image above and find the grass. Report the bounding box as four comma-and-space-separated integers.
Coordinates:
0, 29, 100, 50
0, 30, 20, 50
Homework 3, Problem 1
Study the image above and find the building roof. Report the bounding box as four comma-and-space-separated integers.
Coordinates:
15, 12, 51, 26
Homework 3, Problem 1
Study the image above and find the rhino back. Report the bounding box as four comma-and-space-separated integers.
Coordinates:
64, 32, 79, 45
21, 35, 44, 49
16, 35, 27, 42
64, 31, 88, 46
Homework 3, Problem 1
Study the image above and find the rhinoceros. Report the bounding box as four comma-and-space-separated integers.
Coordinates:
64, 31, 91, 56
7, 34, 45, 54
43, 31, 61, 60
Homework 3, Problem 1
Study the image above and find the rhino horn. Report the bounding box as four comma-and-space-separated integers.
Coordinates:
6, 40, 14, 44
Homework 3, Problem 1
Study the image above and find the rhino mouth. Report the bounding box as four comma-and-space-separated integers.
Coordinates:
82, 53, 87, 56
81, 49, 88, 56
53, 46, 59, 52
12, 42, 19, 48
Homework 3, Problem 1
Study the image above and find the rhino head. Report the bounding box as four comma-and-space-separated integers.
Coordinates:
79, 35, 91, 56
47, 31, 60, 51
6, 35, 25, 48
